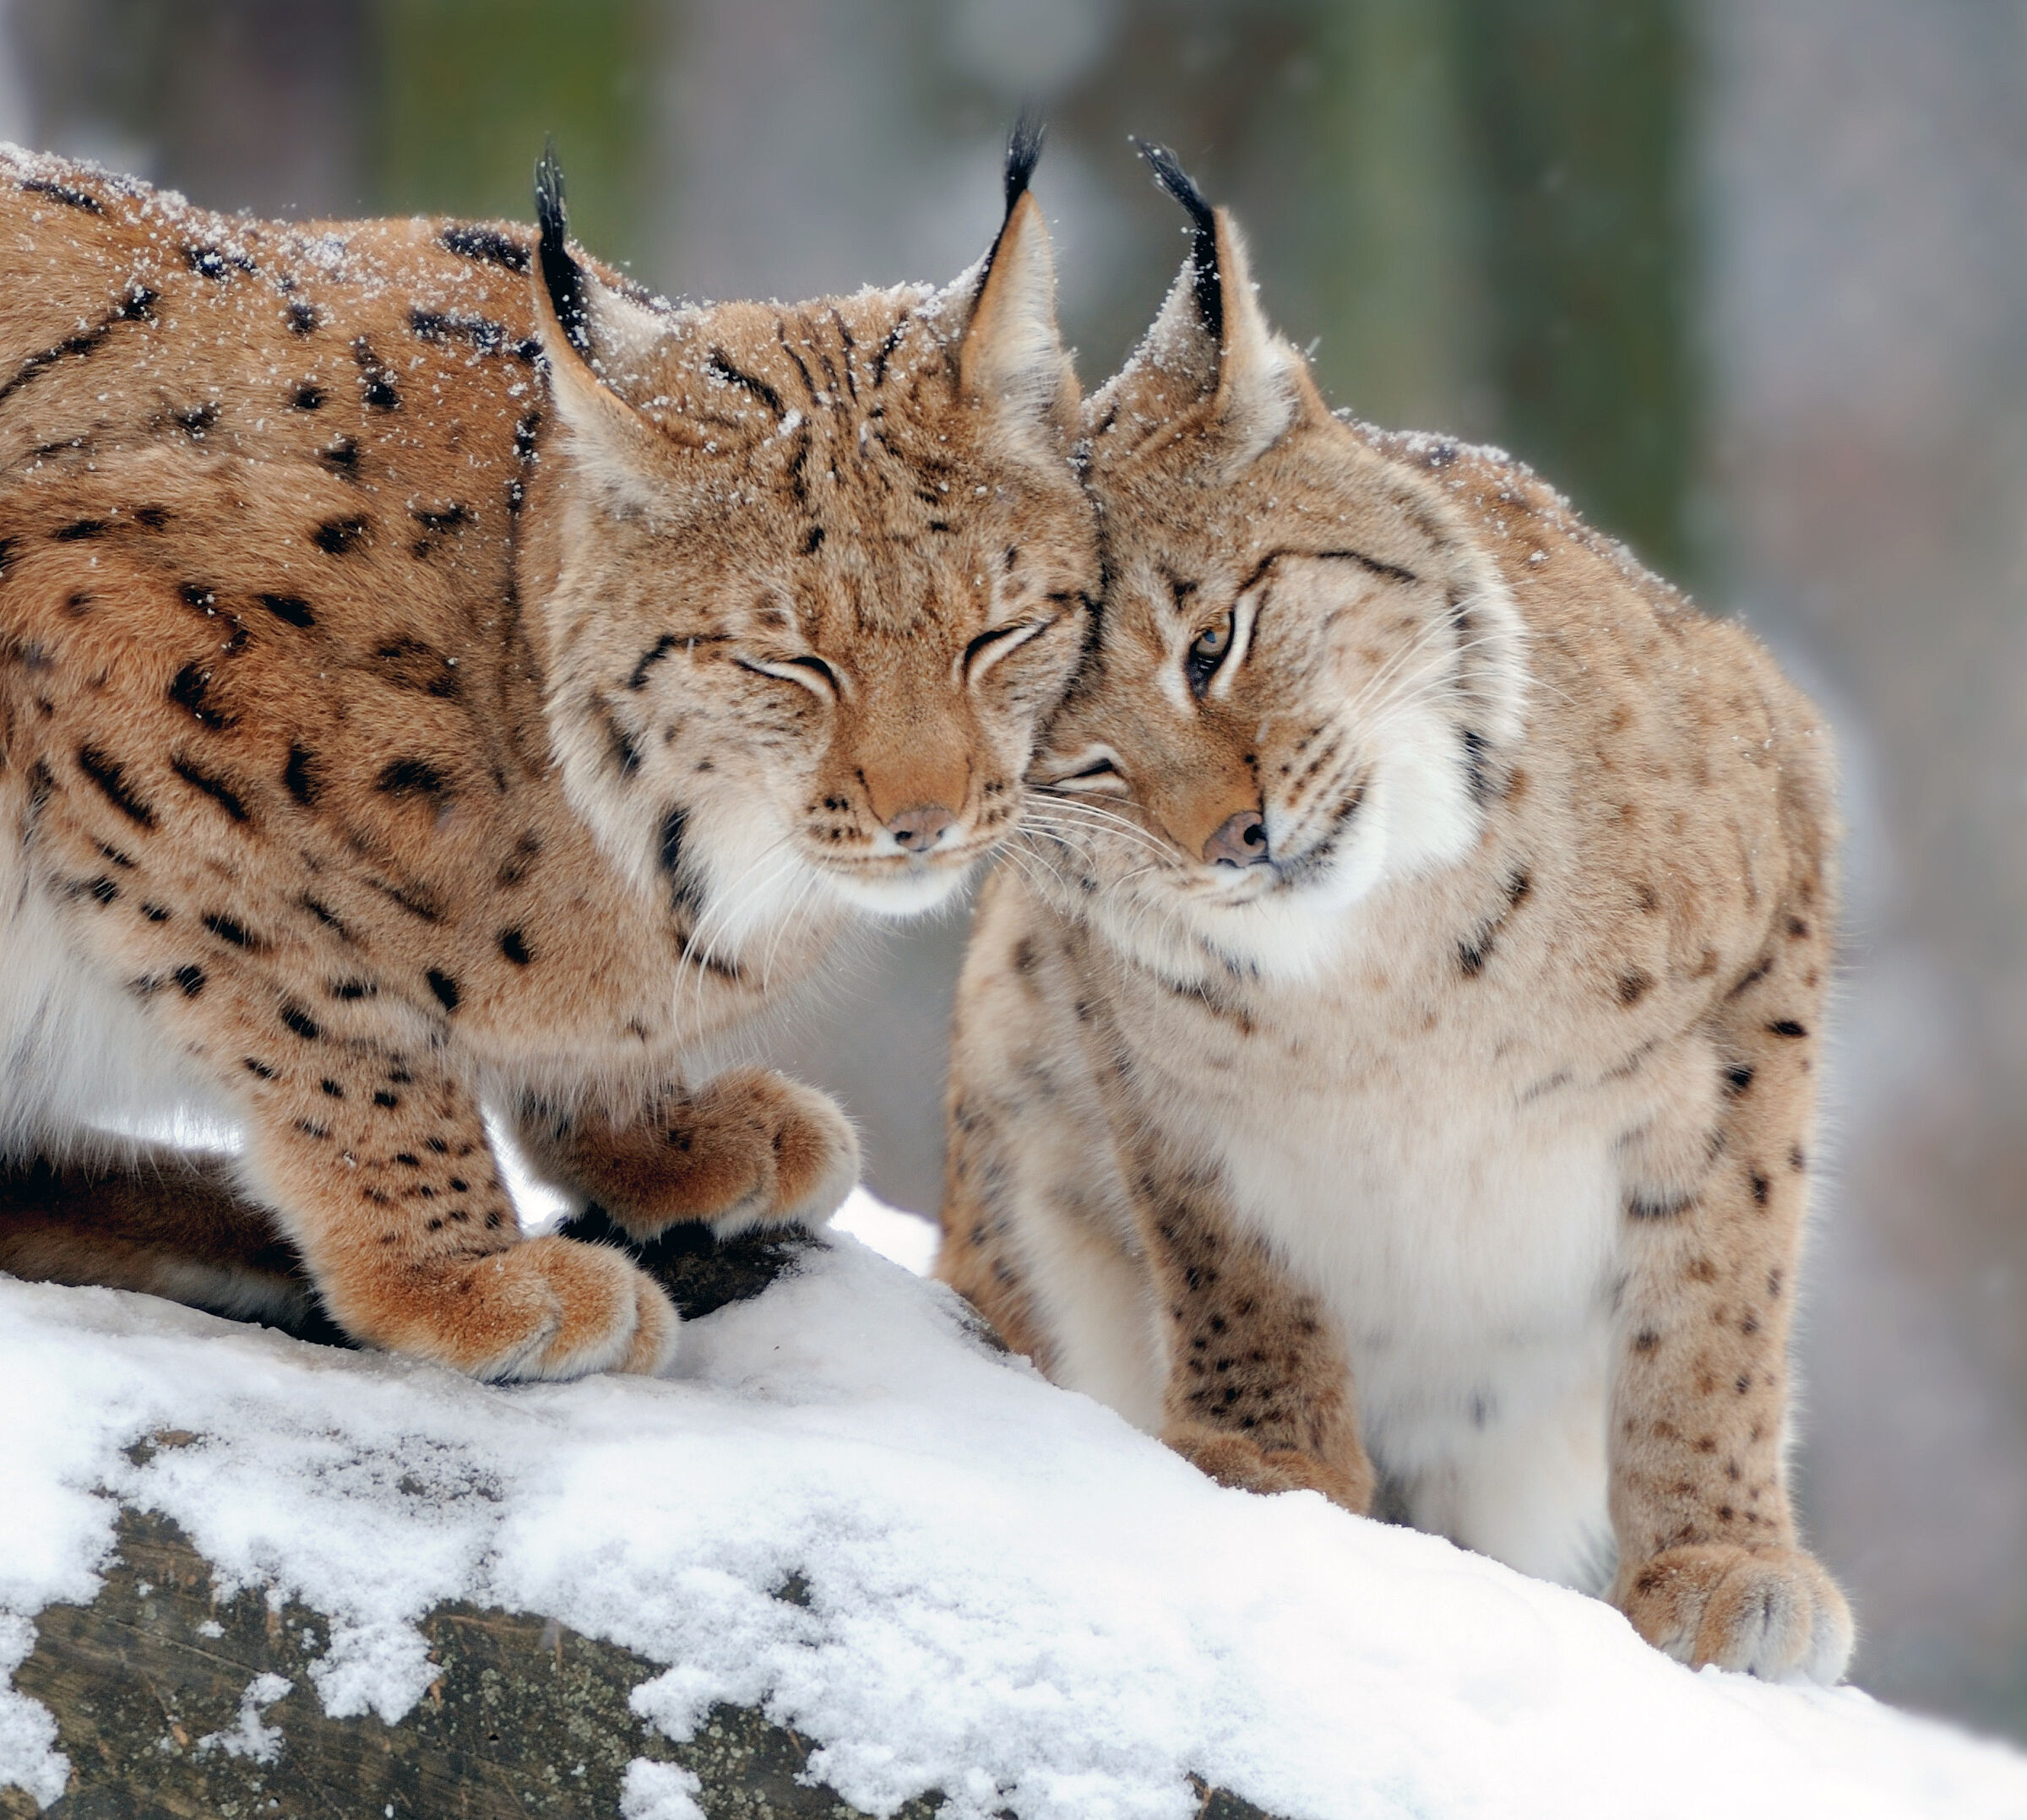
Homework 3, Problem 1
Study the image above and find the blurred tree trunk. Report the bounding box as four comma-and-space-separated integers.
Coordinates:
1452, 0, 1699, 582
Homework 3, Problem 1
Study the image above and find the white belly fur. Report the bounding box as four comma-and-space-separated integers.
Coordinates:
0, 843, 231, 1156
1214, 1085, 1622, 1591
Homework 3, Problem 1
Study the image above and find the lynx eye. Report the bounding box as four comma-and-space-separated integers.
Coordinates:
961, 615, 1054, 684
1185, 611, 1235, 697
736, 654, 840, 699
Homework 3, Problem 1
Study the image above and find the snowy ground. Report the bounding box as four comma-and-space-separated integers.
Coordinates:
3, 1192, 2025, 1820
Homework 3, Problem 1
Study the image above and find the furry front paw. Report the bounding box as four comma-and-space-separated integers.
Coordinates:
704, 1069, 860, 1238
345, 1236, 679, 1382
1165, 1423, 1374, 1515
548, 1068, 859, 1242
1616, 1543, 1853, 1683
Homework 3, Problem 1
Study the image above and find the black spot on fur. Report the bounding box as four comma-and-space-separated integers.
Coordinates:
291, 382, 324, 411
377, 758, 451, 799
242, 1057, 276, 1080
258, 592, 315, 628
167, 664, 233, 731
78, 747, 155, 828
1617, 972, 1651, 1007
22, 178, 101, 214
133, 506, 170, 530
285, 300, 320, 336
1750, 1171, 1770, 1205
53, 519, 105, 542
312, 516, 369, 557
426, 969, 461, 1013
410, 307, 508, 355
202, 912, 261, 950
318, 437, 361, 478
170, 755, 250, 823
283, 744, 321, 806
1724, 1064, 1755, 1096
352, 338, 400, 410
183, 243, 243, 280
172, 964, 204, 997
280, 1004, 322, 1041
141, 904, 172, 923
499, 929, 530, 964
440, 223, 531, 272
1767, 1020, 1807, 1039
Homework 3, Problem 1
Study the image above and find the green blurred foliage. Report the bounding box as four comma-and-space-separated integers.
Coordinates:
368, 0, 663, 269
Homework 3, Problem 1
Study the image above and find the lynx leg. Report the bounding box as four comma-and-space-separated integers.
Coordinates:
0, 1146, 319, 1329
515, 1067, 858, 1241
1607, 913, 1852, 1682
220, 1024, 677, 1382
1132, 1148, 1374, 1514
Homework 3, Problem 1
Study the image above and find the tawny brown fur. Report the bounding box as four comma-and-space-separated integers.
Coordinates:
0, 144, 1095, 1379
943, 186, 1852, 1681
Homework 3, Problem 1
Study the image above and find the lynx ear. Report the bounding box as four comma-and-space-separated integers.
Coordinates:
531, 146, 681, 511
1094, 144, 1312, 471
958, 117, 1078, 456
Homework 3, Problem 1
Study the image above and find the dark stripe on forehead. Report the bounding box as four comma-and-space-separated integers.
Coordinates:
704, 350, 785, 418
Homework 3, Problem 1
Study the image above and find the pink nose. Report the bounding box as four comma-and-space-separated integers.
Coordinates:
1204, 809, 1269, 867
888, 804, 955, 852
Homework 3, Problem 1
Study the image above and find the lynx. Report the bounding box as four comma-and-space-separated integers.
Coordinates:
0, 129, 1095, 1381
941, 149, 1854, 1681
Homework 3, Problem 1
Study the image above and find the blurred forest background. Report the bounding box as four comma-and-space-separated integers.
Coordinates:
2, 0, 2022, 1746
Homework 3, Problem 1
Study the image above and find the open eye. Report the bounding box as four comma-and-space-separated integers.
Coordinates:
736, 654, 840, 699
1185, 611, 1235, 697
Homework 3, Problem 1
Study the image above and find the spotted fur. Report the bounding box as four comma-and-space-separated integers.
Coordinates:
941, 159, 1852, 1682
0, 139, 1095, 1380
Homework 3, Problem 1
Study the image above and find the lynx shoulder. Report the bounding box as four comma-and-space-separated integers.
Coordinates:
0, 133, 1096, 1380
941, 148, 1851, 1682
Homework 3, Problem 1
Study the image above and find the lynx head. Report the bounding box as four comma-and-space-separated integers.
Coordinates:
1030, 146, 1524, 981
521, 128, 1095, 958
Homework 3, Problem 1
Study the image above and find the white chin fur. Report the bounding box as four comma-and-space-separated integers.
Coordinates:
822, 858, 975, 919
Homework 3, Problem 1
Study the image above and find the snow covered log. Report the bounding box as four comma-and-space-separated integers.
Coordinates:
4, 1198, 2026, 1819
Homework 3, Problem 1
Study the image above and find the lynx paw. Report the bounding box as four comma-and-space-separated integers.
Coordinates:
347, 1236, 679, 1383
700, 1069, 860, 1239
1165, 1423, 1373, 1515
1617, 1543, 1854, 1683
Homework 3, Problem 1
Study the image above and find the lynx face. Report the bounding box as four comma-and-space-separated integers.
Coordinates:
530, 168, 1096, 941
1031, 208, 1520, 981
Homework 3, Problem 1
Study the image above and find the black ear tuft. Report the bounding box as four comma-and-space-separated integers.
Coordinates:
1004, 107, 1046, 215
1131, 138, 1222, 349
982, 109, 1047, 274
534, 139, 592, 360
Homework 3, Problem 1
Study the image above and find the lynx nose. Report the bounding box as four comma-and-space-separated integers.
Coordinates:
888, 804, 955, 853
1204, 809, 1270, 867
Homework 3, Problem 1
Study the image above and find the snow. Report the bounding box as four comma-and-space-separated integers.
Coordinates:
3, 1190, 2024, 1819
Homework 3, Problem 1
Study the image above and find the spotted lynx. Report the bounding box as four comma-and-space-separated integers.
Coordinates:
0, 129, 1094, 1380
942, 150, 1853, 1681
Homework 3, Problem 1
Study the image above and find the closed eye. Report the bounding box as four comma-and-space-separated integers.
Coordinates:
736, 654, 841, 699
962, 615, 1056, 684
1034, 745, 1128, 795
